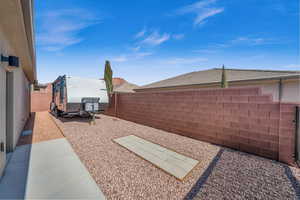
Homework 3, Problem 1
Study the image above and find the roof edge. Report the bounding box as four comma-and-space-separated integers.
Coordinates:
135, 73, 300, 91
212, 67, 300, 73
140, 67, 300, 89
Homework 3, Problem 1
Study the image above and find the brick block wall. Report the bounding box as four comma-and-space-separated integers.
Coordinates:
106, 87, 299, 165
279, 103, 298, 164
31, 84, 52, 112
105, 94, 116, 116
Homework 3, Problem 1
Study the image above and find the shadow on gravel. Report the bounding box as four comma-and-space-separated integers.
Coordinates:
52, 114, 101, 124
185, 148, 300, 200
284, 165, 300, 199
184, 149, 224, 200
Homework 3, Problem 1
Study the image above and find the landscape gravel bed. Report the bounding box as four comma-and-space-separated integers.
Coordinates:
192, 149, 300, 200
52, 114, 300, 200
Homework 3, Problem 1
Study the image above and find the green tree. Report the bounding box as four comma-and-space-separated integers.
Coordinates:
221, 64, 228, 88
104, 60, 113, 93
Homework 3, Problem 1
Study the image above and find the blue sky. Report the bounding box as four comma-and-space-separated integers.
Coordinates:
35, 0, 299, 85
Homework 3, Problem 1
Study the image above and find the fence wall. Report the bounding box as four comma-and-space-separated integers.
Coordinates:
105, 87, 299, 165
31, 84, 52, 112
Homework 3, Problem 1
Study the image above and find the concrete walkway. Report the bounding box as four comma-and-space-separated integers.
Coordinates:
0, 138, 105, 199
114, 135, 199, 180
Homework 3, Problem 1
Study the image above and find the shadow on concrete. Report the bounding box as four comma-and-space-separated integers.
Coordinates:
0, 134, 32, 199
0, 112, 36, 198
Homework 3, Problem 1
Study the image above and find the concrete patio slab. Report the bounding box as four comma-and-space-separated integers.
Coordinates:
113, 135, 199, 180
0, 138, 105, 199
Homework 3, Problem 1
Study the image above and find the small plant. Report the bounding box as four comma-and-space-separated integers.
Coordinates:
221, 64, 228, 88
104, 60, 113, 94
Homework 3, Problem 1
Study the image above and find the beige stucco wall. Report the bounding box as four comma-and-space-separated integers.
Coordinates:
223, 80, 299, 102
0, 60, 6, 177
10, 68, 30, 150
281, 81, 300, 103
234, 80, 300, 103
0, 3, 31, 175
260, 82, 280, 101
0, 26, 13, 176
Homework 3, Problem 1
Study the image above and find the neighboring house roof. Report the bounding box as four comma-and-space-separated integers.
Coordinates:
101, 77, 139, 93
113, 80, 139, 93
136, 68, 300, 91
112, 77, 126, 87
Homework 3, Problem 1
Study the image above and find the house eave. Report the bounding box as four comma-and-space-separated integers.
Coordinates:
0, 0, 36, 82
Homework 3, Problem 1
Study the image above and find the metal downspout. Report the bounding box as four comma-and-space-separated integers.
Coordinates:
278, 78, 282, 162
279, 78, 282, 102
295, 106, 300, 165
114, 93, 118, 117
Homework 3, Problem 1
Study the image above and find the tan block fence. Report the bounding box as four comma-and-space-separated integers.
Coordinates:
105, 87, 300, 165
31, 84, 52, 112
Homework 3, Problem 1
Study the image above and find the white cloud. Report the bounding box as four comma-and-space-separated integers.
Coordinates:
281, 64, 300, 69
141, 31, 170, 46
37, 9, 100, 51
173, 34, 185, 40
162, 57, 207, 65
134, 28, 184, 48
110, 52, 153, 63
135, 28, 147, 38
135, 52, 153, 58
193, 8, 224, 25
209, 36, 277, 49
130, 46, 141, 52
111, 55, 128, 63
230, 37, 267, 45
193, 49, 218, 54
177, 0, 224, 26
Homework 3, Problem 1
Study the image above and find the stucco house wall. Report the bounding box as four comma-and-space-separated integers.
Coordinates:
0, 0, 36, 177
0, 32, 31, 154
0, 61, 6, 176
231, 80, 299, 103
259, 82, 280, 101
281, 81, 300, 103
9, 69, 30, 151
0, 24, 14, 175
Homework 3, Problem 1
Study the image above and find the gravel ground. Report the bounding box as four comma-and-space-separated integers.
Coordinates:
191, 149, 300, 200
52, 114, 300, 200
